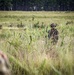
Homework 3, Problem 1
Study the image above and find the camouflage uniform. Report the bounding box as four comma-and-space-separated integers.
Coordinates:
48, 23, 59, 44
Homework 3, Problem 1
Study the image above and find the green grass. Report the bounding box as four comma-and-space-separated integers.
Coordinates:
0, 11, 74, 75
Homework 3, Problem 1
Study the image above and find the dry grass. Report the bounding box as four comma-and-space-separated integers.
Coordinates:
0, 11, 74, 75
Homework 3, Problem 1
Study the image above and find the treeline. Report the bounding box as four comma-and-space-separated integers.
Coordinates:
0, 0, 74, 11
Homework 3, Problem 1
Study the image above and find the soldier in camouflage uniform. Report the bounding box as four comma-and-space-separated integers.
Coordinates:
48, 23, 59, 44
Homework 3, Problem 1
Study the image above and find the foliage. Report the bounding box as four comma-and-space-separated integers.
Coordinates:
0, 11, 74, 75
0, 0, 12, 10
0, 0, 74, 10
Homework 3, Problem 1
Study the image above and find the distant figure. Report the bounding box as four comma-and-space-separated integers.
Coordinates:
0, 51, 11, 75
48, 23, 59, 44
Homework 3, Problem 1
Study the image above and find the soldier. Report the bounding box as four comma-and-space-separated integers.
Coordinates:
48, 23, 59, 44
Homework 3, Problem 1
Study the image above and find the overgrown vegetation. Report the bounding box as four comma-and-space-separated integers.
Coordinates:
0, 11, 74, 75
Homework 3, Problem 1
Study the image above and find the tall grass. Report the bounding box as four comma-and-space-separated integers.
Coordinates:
0, 11, 74, 75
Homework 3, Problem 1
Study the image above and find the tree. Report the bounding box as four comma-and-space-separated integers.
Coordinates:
0, 0, 74, 11
0, 0, 12, 10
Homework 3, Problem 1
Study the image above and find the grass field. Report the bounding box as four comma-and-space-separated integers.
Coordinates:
0, 11, 74, 75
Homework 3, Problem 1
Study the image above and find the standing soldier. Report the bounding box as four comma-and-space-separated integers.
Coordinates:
48, 23, 59, 45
